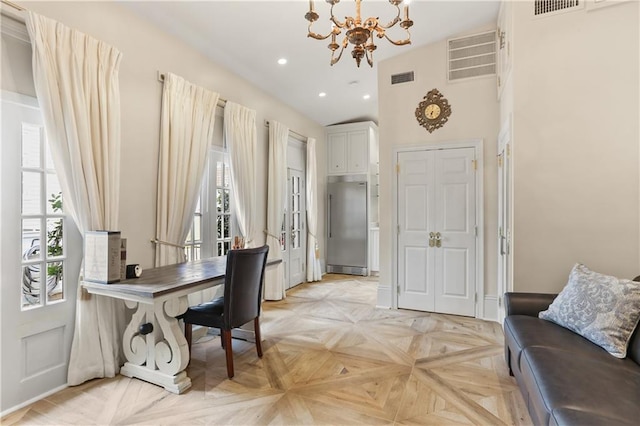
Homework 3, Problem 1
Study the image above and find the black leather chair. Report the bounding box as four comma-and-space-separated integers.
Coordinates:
183, 245, 269, 378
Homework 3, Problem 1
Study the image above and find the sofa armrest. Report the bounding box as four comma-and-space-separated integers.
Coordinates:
504, 292, 557, 317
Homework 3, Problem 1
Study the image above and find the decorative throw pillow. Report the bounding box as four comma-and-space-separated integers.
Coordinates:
539, 263, 640, 358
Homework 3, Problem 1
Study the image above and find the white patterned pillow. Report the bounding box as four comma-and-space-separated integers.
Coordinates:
539, 264, 640, 358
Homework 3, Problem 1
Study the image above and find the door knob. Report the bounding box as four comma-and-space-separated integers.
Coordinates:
429, 232, 435, 247
435, 232, 442, 248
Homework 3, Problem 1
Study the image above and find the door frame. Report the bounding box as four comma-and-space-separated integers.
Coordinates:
392, 139, 484, 317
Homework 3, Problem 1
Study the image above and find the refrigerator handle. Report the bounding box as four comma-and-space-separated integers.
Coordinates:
328, 194, 332, 238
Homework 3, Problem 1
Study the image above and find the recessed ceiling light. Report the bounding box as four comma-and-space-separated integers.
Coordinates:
277, 58, 287, 65
319, 92, 327, 97
363, 94, 371, 100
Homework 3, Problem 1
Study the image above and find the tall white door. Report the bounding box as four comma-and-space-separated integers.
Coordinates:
282, 168, 306, 289
397, 147, 477, 316
1, 92, 82, 413
497, 124, 512, 321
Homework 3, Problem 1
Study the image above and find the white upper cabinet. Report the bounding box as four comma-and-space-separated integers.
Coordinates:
326, 122, 377, 176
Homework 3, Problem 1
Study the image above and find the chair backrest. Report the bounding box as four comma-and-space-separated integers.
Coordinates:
223, 245, 269, 329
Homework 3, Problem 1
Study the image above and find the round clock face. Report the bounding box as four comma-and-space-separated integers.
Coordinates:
425, 103, 441, 120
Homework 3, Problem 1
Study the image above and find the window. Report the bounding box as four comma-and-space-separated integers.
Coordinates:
21, 123, 66, 309
184, 148, 234, 261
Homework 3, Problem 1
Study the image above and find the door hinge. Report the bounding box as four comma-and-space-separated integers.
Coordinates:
471, 159, 477, 171
507, 143, 511, 157
397, 224, 400, 235
498, 296, 502, 307
497, 153, 503, 168
396, 163, 400, 174
474, 293, 478, 304
474, 226, 478, 237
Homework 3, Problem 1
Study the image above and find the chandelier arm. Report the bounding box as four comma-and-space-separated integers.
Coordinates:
383, 32, 412, 46
378, 3, 402, 29
330, 2, 347, 28
330, 39, 347, 66
308, 22, 334, 40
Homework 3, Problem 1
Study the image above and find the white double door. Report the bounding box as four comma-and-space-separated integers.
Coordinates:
397, 147, 477, 316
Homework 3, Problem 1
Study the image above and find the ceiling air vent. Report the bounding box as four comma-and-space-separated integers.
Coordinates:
534, 0, 582, 16
448, 31, 496, 82
391, 71, 414, 85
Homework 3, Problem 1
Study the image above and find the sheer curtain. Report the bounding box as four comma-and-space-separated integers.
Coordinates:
224, 102, 257, 248
264, 121, 288, 300
154, 73, 219, 267
306, 137, 322, 281
27, 11, 125, 385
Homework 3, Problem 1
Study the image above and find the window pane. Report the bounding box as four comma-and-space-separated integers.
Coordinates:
293, 213, 300, 230
194, 245, 201, 261
193, 215, 201, 241
280, 232, 286, 251
22, 123, 41, 168
217, 241, 223, 256
293, 194, 299, 212
194, 197, 201, 215
185, 227, 193, 244
22, 171, 41, 215
223, 241, 230, 254
216, 189, 223, 213
46, 261, 64, 303
223, 214, 230, 239
45, 139, 55, 170
46, 218, 64, 258
22, 218, 42, 260
223, 189, 230, 213
294, 176, 299, 193
46, 181, 62, 214
216, 161, 224, 187
22, 264, 42, 308
217, 215, 222, 239
223, 163, 230, 187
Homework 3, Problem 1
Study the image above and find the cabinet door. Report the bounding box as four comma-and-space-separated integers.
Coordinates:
347, 130, 368, 173
328, 133, 347, 174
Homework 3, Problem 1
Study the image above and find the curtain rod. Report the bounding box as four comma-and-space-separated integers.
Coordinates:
158, 72, 308, 142
1, 0, 24, 11
157, 72, 227, 108
264, 120, 307, 142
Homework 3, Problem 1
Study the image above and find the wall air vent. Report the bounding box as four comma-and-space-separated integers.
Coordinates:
448, 31, 496, 82
534, 0, 582, 16
391, 71, 414, 85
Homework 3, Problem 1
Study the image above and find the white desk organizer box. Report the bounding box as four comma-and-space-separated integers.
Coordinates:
84, 231, 122, 283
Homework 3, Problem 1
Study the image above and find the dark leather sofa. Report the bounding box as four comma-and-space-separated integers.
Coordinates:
504, 292, 640, 426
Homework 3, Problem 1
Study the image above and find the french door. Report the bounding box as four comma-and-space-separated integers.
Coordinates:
282, 168, 306, 289
1, 92, 82, 413
497, 121, 512, 321
396, 147, 477, 316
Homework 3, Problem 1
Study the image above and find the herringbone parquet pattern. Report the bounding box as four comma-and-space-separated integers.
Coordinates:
3, 275, 531, 425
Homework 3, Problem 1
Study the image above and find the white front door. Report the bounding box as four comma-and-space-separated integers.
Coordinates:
284, 168, 306, 289
1, 92, 82, 413
397, 147, 477, 316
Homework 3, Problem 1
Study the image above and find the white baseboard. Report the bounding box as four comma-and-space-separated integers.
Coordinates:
376, 285, 392, 308
482, 295, 498, 322
1, 383, 68, 418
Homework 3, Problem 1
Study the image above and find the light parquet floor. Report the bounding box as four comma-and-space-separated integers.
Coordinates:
3, 275, 531, 425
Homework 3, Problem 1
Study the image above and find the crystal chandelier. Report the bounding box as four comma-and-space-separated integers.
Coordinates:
305, 0, 414, 68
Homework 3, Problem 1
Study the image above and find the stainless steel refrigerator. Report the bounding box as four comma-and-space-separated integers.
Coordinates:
327, 175, 368, 276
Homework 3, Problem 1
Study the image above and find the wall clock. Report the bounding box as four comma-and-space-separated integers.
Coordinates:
415, 89, 452, 133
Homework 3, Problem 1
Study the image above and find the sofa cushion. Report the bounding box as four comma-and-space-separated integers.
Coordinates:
539, 264, 640, 358
520, 346, 640, 425
504, 315, 613, 374
550, 408, 640, 426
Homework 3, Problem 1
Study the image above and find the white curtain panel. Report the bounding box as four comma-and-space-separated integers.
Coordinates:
27, 11, 125, 385
155, 73, 219, 267
224, 102, 257, 248
306, 138, 322, 281
264, 121, 288, 300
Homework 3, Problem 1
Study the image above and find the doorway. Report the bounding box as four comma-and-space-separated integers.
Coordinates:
394, 143, 482, 317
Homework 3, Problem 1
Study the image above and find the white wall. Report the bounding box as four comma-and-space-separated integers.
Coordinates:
376, 23, 500, 310
505, 0, 640, 292
10, 1, 326, 270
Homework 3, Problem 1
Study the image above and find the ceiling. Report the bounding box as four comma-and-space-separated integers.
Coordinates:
123, 1, 500, 126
